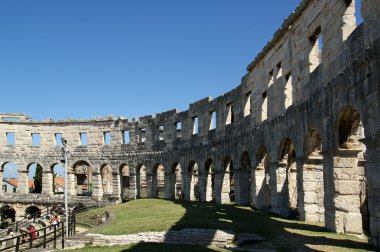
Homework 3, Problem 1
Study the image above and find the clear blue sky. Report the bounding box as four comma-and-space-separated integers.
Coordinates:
0, 0, 362, 121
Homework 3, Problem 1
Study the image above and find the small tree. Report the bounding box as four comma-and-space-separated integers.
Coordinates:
33, 165, 43, 193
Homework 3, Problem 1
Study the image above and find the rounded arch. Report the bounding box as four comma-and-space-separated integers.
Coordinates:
119, 163, 130, 201
221, 155, 234, 203
1, 162, 18, 194
170, 162, 182, 200
203, 158, 215, 202
0, 205, 16, 224
51, 163, 65, 194
152, 163, 165, 198
185, 160, 199, 201
239, 151, 252, 205
25, 205, 41, 218
253, 145, 271, 210
136, 164, 147, 199
73, 160, 92, 196
27, 162, 43, 194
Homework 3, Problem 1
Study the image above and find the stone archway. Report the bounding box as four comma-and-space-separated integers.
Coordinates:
136, 164, 147, 199
253, 146, 271, 210
203, 159, 215, 202
25, 205, 41, 218
332, 106, 368, 235
119, 164, 130, 200
73, 161, 92, 196
27, 163, 43, 194
170, 162, 182, 199
186, 161, 199, 201
1, 162, 18, 194
0, 205, 16, 225
221, 156, 234, 204
152, 164, 165, 198
277, 139, 297, 217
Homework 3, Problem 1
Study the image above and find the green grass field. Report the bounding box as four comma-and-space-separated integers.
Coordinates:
76, 199, 374, 251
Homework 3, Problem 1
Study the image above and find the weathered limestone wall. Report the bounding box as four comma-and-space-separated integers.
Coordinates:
1, 0, 380, 248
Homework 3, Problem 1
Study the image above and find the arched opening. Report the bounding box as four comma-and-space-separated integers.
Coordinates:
119, 164, 130, 200
301, 128, 324, 222
253, 146, 271, 210
152, 164, 165, 198
204, 159, 215, 202
186, 161, 199, 201
0, 205, 16, 227
240, 151, 251, 205
333, 106, 368, 235
73, 161, 92, 196
101, 164, 113, 195
221, 156, 234, 204
1, 162, 18, 194
25, 205, 41, 219
136, 164, 147, 199
278, 139, 297, 218
170, 162, 182, 200
27, 163, 43, 194
51, 163, 65, 194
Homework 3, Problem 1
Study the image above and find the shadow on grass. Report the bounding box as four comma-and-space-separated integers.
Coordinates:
158, 200, 372, 251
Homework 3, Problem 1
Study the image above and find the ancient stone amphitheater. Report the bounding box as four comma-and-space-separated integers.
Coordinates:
1, 0, 380, 248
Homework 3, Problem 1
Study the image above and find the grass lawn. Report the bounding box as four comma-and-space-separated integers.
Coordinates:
76, 199, 374, 251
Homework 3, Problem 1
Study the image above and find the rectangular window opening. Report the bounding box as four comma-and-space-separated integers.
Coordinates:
192, 117, 199, 135
80, 132, 88, 146
140, 128, 146, 143
123, 130, 130, 144
158, 125, 164, 141
276, 62, 282, 79
55, 133, 63, 146
175, 122, 182, 139
284, 72, 293, 109
32, 133, 40, 146
226, 103, 234, 125
262, 91, 268, 122
244, 92, 252, 117
103, 132, 111, 145
309, 27, 322, 72
6, 132, 15, 145
209, 111, 216, 130
268, 70, 274, 87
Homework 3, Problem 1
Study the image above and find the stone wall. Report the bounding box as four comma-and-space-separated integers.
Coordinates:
1, 0, 380, 248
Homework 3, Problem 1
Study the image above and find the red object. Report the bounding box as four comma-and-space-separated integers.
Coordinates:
28, 228, 37, 239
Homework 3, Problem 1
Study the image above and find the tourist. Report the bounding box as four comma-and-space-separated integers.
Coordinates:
27, 225, 37, 240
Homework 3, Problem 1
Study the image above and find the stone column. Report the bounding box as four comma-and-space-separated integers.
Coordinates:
198, 172, 205, 202
214, 159, 223, 204
18, 170, 29, 194
235, 168, 250, 205
221, 170, 230, 204
205, 173, 213, 202
164, 172, 172, 199
42, 170, 54, 195
92, 172, 103, 200
68, 172, 76, 196
269, 162, 287, 216
112, 172, 121, 200
0, 169, 3, 194
129, 172, 137, 199
366, 148, 380, 248
147, 173, 154, 198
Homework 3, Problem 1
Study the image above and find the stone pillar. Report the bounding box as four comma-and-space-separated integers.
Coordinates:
205, 173, 213, 202
252, 167, 265, 209
330, 150, 364, 234
366, 148, 380, 248
269, 162, 287, 216
0, 169, 3, 194
164, 172, 172, 199
112, 172, 121, 200
68, 172, 76, 196
92, 172, 103, 200
221, 170, 230, 204
147, 173, 154, 198
299, 155, 324, 223
129, 172, 137, 199
18, 170, 29, 194
235, 168, 250, 205
214, 159, 223, 204
42, 171, 53, 195
198, 172, 205, 202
